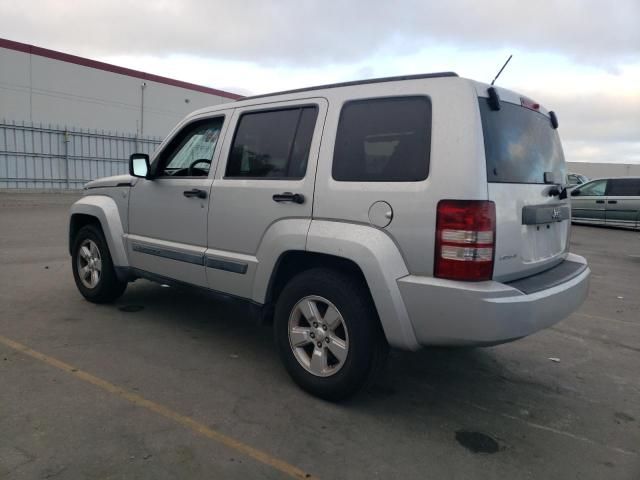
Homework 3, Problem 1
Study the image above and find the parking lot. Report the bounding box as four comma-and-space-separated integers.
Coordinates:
1, 192, 639, 479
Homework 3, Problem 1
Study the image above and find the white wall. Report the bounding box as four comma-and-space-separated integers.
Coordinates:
0, 47, 31, 122
567, 162, 640, 179
0, 45, 236, 139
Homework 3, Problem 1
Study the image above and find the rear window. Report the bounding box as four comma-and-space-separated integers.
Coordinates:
479, 99, 566, 184
332, 96, 431, 182
607, 178, 640, 196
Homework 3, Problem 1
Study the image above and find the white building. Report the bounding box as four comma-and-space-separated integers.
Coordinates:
567, 162, 640, 180
0, 37, 241, 138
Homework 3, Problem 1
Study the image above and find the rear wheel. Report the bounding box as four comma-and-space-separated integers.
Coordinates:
274, 268, 388, 401
72, 224, 127, 303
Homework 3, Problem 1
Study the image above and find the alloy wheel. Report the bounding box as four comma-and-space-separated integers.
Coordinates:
76, 239, 102, 289
288, 295, 349, 377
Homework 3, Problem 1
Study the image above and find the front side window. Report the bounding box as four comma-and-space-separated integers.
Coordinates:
156, 118, 224, 177
225, 106, 318, 179
577, 179, 607, 196
332, 96, 431, 182
607, 178, 640, 196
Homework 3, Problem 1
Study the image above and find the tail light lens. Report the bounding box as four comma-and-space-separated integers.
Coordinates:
435, 200, 496, 281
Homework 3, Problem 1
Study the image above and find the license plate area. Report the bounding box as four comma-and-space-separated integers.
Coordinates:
522, 222, 566, 262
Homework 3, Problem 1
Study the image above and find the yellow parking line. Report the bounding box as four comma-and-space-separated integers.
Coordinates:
0, 334, 314, 480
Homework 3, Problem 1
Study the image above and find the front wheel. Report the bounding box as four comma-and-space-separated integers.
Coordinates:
71, 224, 127, 303
274, 268, 388, 401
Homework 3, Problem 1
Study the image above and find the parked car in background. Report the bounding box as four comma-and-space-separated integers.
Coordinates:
567, 172, 589, 189
570, 177, 640, 229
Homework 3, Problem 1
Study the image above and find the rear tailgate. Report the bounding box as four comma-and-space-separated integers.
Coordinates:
489, 184, 570, 282
477, 87, 570, 282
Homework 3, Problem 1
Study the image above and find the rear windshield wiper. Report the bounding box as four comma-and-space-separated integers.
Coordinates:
548, 185, 568, 199
544, 172, 568, 199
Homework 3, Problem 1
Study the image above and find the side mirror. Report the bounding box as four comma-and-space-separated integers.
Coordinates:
129, 153, 150, 178
571, 189, 580, 196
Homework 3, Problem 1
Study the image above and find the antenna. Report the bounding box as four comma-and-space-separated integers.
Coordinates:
490, 54, 513, 86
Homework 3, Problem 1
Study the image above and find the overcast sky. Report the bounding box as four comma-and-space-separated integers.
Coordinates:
1, 0, 639, 163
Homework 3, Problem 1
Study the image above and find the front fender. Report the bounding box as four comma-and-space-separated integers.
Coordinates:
306, 220, 420, 351
69, 195, 128, 267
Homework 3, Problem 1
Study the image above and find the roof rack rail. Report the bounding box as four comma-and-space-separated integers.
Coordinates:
239, 71, 459, 101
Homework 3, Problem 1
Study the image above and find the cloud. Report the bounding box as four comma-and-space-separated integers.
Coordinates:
564, 140, 640, 164
95, 51, 640, 164
534, 94, 640, 144
1, 0, 638, 67
513, 86, 640, 164
1, 1, 638, 164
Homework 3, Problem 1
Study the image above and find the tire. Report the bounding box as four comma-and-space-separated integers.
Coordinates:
274, 268, 388, 401
71, 224, 127, 304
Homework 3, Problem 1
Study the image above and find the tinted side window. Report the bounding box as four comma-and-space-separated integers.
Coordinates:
332, 97, 431, 182
226, 107, 318, 179
607, 178, 640, 196
577, 179, 607, 196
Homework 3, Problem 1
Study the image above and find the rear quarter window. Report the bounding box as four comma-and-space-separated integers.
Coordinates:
332, 96, 431, 182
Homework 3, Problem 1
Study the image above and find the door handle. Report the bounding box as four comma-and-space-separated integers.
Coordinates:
595, 200, 605, 204
272, 192, 305, 204
183, 188, 207, 199
607, 200, 618, 204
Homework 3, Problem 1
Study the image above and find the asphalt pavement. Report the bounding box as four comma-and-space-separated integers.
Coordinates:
1, 192, 639, 479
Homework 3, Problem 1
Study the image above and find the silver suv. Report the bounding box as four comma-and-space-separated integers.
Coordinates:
69, 72, 590, 400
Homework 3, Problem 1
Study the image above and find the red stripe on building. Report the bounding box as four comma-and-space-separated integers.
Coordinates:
0, 37, 243, 100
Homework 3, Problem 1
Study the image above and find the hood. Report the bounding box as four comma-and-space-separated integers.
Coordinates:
84, 175, 137, 190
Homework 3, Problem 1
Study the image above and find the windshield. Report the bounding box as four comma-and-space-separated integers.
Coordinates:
479, 98, 566, 184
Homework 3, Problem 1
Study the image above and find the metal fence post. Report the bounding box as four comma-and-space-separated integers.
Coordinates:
63, 129, 70, 190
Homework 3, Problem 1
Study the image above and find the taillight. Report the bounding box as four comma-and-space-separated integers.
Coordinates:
434, 200, 496, 281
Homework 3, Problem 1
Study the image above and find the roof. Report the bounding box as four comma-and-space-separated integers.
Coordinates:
0, 37, 243, 100
240, 72, 459, 101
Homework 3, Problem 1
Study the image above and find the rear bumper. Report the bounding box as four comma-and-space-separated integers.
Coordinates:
397, 253, 590, 346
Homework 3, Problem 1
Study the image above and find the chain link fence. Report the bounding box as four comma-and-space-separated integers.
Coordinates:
0, 120, 162, 190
